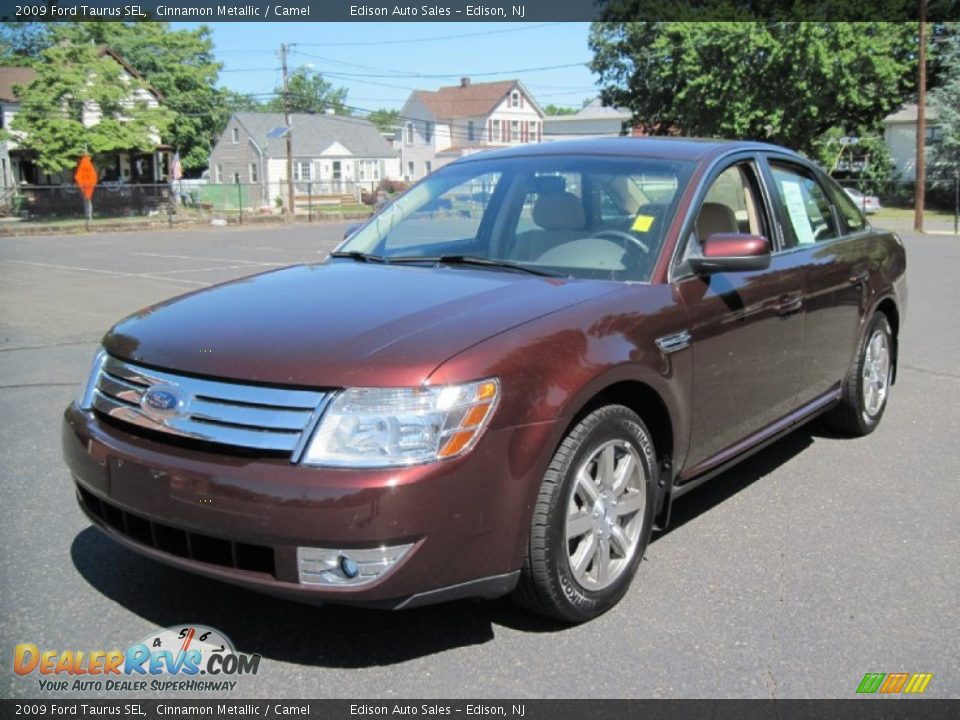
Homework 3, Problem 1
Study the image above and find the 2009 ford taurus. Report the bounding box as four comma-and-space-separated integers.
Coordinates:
64, 138, 906, 622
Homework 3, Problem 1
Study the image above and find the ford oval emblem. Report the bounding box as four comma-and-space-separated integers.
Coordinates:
140, 384, 184, 420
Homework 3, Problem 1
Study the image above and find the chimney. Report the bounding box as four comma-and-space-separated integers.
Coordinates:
460, 77, 470, 88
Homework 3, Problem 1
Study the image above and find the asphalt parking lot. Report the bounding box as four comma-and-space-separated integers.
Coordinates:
1, 222, 957, 699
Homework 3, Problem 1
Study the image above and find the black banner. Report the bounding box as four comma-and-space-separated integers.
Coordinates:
1, 700, 959, 720
0, 0, 958, 23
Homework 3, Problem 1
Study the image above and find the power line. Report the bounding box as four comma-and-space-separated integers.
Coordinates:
291, 54, 590, 79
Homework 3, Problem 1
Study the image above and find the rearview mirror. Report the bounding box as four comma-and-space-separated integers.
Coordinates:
689, 233, 771, 274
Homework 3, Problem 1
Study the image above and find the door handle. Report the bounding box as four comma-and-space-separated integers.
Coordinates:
777, 294, 803, 318
849, 270, 869, 286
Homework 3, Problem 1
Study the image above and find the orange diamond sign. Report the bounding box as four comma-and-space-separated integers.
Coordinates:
74, 155, 98, 200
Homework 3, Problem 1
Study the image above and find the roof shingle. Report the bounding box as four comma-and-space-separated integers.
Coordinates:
414, 80, 519, 119
0, 67, 38, 102
233, 112, 397, 159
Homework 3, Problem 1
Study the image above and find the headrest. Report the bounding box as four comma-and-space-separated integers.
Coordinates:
532, 191, 586, 231
696, 202, 739, 239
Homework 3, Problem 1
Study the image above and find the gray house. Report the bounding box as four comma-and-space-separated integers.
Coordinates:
209, 112, 400, 210
542, 99, 634, 142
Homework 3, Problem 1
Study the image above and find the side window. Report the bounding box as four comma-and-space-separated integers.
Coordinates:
770, 163, 839, 248
681, 163, 768, 266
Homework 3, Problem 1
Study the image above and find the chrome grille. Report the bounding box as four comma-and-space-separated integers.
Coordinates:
92, 355, 327, 456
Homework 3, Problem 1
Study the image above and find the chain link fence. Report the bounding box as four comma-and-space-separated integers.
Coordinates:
2, 180, 390, 224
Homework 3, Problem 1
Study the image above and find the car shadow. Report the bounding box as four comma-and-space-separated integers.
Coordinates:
70, 425, 825, 668
654, 426, 816, 539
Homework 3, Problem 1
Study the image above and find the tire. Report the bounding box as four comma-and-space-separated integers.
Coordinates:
512, 405, 657, 622
824, 313, 894, 436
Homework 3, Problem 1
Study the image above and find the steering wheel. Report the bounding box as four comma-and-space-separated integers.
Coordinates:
587, 229, 650, 255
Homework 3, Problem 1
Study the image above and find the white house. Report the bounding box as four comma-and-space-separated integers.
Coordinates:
398, 78, 545, 181
0, 49, 169, 187
883, 101, 942, 179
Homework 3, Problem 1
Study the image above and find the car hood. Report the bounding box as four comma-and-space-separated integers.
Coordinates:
103, 261, 616, 388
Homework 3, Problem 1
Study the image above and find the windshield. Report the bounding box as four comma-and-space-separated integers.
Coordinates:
338, 154, 695, 282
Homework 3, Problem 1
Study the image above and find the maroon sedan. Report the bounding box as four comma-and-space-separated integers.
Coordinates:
63, 139, 906, 622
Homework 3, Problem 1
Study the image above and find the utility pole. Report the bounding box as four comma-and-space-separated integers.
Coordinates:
914, 1, 927, 232
281, 43, 295, 219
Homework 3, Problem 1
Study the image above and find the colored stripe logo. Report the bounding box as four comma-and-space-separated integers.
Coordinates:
857, 673, 932, 694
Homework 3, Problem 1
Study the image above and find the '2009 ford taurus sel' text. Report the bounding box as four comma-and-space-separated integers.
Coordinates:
64, 139, 906, 622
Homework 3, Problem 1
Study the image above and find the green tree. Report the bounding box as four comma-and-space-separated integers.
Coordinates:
4, 43, 174, 174
366, 108, 401, 132
930, 24, 960, 193
43, 22, 227, 175
224, 90, 266, 113
543, 104, 579, 116
270, 68, 350, 115
589, 22, 918, 157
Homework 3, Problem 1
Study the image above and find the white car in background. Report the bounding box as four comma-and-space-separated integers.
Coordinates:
844, 187, 881, 214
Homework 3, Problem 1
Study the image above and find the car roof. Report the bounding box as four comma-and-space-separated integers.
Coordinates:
452, 136, 803, 166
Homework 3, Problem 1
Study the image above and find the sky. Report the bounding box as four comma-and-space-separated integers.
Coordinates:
183, 22, 599, 114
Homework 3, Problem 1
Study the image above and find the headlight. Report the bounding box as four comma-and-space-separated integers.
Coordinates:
301, 378, 500, 468
77, 348, 108, 411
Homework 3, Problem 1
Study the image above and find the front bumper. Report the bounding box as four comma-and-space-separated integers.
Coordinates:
62, 404, 555, 608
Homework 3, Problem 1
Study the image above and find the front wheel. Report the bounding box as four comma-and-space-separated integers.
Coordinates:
512, 405, 657, 622
825, 313, 894, 436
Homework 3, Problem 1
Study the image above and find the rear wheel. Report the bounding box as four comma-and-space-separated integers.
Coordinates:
513, 405, 657, 622
825, 313, 894, 436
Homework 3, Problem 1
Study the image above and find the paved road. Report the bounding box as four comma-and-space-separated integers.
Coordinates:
1, 223, 957, 699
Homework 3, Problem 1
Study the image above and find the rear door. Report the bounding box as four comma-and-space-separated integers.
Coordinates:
762, 157, 866, 404
673, 157, 805, 472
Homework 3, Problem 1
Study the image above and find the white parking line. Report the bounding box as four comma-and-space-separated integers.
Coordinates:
131, 252, 287, 266
2, 260, 208, 286
145, 265, 257, 276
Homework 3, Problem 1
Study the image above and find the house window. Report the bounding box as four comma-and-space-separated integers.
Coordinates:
216, 164, 223, 183
232, 127, 239, 144
407, 161, 415, 180
425, 121, 433, 143
249, 163, 258, 183
492, 119, 502, 142
511, 91, 520, 108
357, 160, 381, 181
468, 121, 475, 142
527, 121, 537, 143
925, 126, 943, 143
406, 122, 414, 144
233, 172, 241, 184
511, 120, 520, 143
293, 161, 312, 182
425, 161, 432, 175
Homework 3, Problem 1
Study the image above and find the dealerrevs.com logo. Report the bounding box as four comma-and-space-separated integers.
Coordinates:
14, 625, 261, 693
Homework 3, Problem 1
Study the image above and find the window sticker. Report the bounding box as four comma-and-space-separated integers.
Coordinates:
631, 214, 656, 233
780, 180, 815, 245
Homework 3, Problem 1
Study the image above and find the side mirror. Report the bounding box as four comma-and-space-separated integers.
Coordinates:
689, 233, 771, 274
343, 223, 362, 240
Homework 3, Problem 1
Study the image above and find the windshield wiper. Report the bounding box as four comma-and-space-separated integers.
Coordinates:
329, 250, 390, 264
388, 255, 566, 278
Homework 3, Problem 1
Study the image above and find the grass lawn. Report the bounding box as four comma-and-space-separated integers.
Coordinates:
873, 206, 957, 222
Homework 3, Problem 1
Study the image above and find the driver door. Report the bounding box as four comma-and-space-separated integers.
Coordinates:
674, 159, 805, 474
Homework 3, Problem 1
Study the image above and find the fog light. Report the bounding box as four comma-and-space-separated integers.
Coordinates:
297, 543, 414, 587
